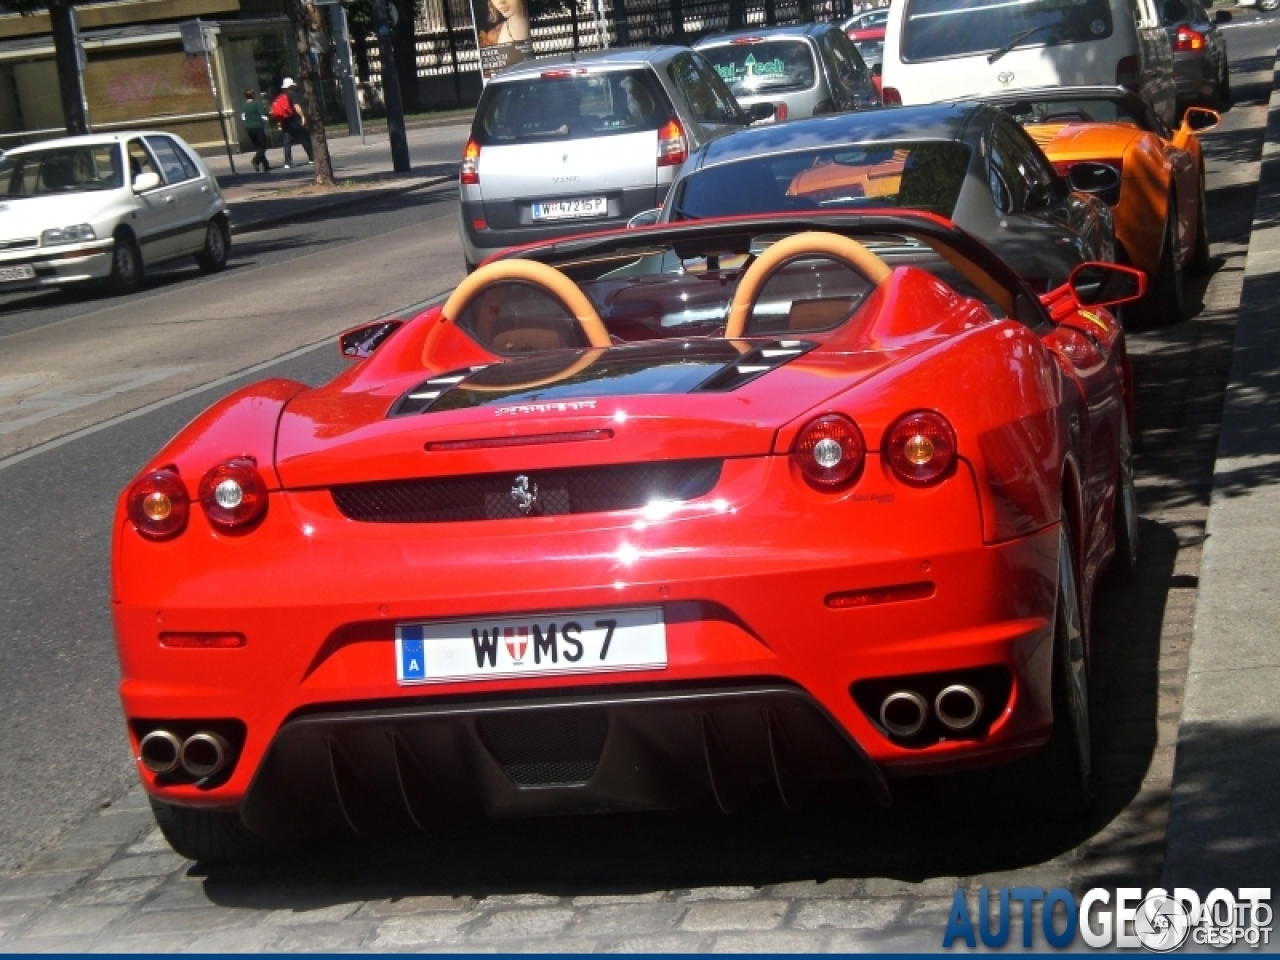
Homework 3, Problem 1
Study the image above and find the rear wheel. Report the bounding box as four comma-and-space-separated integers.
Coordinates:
1101, 411, 1139, 589
1216, 59, 1232, 110
195, 217, 230, 273
106, 234, 143, 295
1132, 202, 1184, 326
150, 797, 280, 864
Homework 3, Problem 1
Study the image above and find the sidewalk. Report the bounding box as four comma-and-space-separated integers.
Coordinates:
1161, 54, 1280, 888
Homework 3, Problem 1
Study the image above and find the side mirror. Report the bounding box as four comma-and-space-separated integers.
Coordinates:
1066, 161, 1122, 206
627, 208, 661, 229
1214, 8, 1231, 23
339, 319, 403, 359
744, 102, 777, 124
1182, 106, 1221, 134
132, 171, 161, 193
1067, 262, 1147, 307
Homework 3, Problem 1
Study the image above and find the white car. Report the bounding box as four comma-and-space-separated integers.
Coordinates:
0, 131, 230, 295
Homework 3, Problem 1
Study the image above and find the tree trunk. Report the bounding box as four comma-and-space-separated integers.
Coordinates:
288, 0, 335, 186
48, 0, 88, 135
393, 0, 421, 114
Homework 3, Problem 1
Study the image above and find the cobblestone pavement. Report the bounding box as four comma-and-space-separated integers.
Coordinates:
0, 63, 1272, 956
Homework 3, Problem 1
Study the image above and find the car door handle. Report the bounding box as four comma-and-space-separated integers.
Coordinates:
164, 195, 175, 204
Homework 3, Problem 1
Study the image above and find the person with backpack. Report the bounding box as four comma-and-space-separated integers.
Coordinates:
271, 78, 313, 169
241, 89, 271, 173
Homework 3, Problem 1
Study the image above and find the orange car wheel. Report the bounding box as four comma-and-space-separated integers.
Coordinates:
1188, 173, 1211, 274
1132, 197, 1185, 326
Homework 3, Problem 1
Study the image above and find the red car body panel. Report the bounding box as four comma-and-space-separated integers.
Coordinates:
111, 212, 1128, 830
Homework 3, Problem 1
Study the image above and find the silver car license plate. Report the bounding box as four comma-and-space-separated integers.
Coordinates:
532, 197, 608, 221
0, 265, 35, 283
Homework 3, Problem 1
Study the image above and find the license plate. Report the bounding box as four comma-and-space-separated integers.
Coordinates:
395, 607, 666, 684
531, 197, 608, 221
0, 265, 35, 283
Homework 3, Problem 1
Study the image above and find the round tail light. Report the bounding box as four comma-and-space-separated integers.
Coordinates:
793, 414, 865, 489
198, 459, 268, 530
126, 469, 190, 540
885, 411, 957, 485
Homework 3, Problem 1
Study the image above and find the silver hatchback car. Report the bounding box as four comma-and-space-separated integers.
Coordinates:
694, 24, 880, 123
457, 47, 770, 271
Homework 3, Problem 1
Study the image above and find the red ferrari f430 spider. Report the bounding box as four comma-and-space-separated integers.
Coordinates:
112, 213, 1144, 861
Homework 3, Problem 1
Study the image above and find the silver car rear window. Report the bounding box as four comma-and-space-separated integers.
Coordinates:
701, 40, 818, 96
902, 0, 1114, 62
473, 69, 671, 145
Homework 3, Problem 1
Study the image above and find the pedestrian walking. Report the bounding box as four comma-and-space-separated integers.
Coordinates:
241, 89, 271, 173
270, 78, 313, 169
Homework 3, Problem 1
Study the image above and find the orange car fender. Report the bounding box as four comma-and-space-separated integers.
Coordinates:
1114, 137, 1170, 276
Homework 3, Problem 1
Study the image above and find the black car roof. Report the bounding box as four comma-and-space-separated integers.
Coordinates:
695, 102, 987, 171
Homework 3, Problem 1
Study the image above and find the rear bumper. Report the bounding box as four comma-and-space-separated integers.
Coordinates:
1172, 51, 1217, 100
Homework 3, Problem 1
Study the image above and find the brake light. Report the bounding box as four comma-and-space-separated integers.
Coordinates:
731, 37, 762, 44
541, 68, 587, 77
884, 411, 957, 486
881, 86, 902, 106
657, 118, 687, 167
776, 102, 789, 121
460, 138, 480, 186
126, 468, 189, 540
793, 414, 865, 489
1175, 25, 1205, 51
1116, 56, 1140, 92
198, 458, 268, 531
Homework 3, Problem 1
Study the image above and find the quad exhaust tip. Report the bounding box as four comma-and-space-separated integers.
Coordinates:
138, 730, 183, 775
935, 684, 985, 732
880, 690, 928, 738
181, 732, 229, 779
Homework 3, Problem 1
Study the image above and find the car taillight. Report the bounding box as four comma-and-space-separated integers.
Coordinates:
885, 411, 957, 486
793, 414, 865, 489
657, 118, 687, 167
198, 458, 268, 530
881, 86, 902, 106
1116, 56, 1140, 92
126, 468, 190, 540
460, 138, 480, 186
1174, 25, 1205, 51
776, 102, 789, 121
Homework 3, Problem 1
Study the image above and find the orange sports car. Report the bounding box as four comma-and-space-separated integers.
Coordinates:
980, 86, 1219, 325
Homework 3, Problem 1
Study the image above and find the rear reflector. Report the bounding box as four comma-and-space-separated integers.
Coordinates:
881, 86, 902, 106
776, 102, 789, 121
160, 632, 246, 648
472, 219, 487, 230
426, 429, 614, 452
826, 582, 935, 608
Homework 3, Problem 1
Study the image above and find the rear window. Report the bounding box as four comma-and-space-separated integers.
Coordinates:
701, 40, 818, 96
902, 0, 1114, 62
473, 69, 670, 145
671, 141, 971, 220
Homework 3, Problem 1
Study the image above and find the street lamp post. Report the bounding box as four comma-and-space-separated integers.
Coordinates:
370, 0, 410, 173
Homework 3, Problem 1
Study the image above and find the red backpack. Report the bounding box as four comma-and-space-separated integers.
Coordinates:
269, 92, 294, 123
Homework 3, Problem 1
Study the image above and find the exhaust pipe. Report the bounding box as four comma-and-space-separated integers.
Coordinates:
181, 732, 229, 779
138, 730, 183, 775
879, 690, 928, 738
935, 684, 985, 732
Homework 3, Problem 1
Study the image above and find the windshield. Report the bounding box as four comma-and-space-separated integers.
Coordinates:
902, 0, 1113, 62
701, 40, 818, 96
671, 142, 971, 220
473, 70, 670, 145
0, 144, 123, 197
994, 97, 1152, 130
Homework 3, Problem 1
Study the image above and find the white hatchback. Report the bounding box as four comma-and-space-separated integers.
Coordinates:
0, 131, 230, 295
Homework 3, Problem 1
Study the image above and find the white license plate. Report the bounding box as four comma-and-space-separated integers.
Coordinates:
395, 607, 666, 684
531, 197, 608, 221
0, 265, 35, 283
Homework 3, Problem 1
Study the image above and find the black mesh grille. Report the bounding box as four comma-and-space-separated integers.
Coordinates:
477, 709, 608, 786
331, 459, 723, 523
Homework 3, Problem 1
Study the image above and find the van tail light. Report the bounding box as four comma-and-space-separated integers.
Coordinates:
198, 459, 268, 531
776, 102, 789, 121
657, 118, 688, 167
460, 138, 480, 185
1174, 25, 1205, 51
793, 414, 865, 489
126, 468, 190, 540
1116, 56, 1140, 92
881, 86, 902, 106
885, 411, 957, 486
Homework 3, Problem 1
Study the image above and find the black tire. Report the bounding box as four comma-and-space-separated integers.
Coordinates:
1101, 411, 1139, 589
1216, 60, 1232, 110
195, 217, 230, 273
149, 797, 281, 864
106, 234, 143, 295
1131, 202, 1184, 326
1022, 519, 1095, 820
1188, 173, 1211, 275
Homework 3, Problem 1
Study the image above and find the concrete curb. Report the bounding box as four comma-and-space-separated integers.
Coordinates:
227, 174, 452, 237
1161, 50, 1280, 888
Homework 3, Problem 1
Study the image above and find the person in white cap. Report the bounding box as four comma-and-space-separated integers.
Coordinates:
269, 77, 313, 169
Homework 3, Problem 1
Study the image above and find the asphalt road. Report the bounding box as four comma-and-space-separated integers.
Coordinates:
0, 18, 1277, 945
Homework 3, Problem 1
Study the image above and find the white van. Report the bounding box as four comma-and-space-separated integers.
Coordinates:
880, 0, 1177, 127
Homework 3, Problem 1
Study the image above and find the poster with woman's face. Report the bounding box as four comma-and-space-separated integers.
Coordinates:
471, 0, 533, 78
